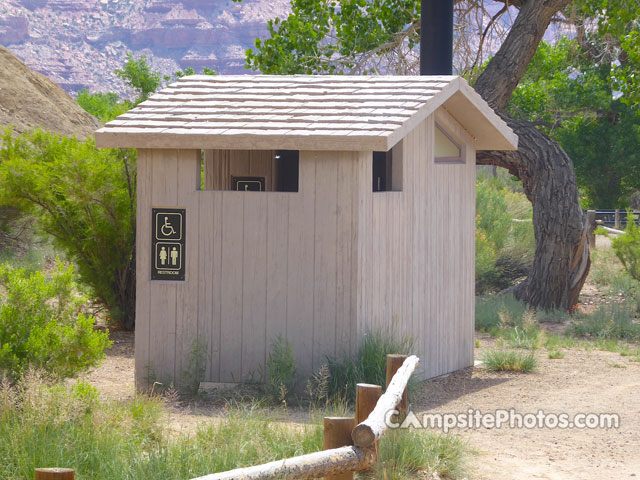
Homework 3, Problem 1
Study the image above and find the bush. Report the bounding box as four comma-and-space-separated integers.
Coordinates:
567, 304, 640, 341
266, 335, 297, 403
376, 429, 467, 480
475, 177, 534, 293
612, 211, 640, 282
0, 260, 111, 381
324, 329, 414, 404
475, 294, 528, 331
481, 349, 537, 372
0, 129, 137, 329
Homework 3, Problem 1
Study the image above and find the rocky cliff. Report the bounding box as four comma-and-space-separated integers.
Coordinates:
0, 45, 101, 138
0, 0, 290, 98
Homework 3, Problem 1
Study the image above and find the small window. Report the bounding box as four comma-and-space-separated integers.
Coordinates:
275, 150, 299, 192
435, 124, 463, 163
372, 141, 402, 192
200, 149, 298, 192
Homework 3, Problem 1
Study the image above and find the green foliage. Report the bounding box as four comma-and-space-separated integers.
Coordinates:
0, 373, 470, 480
567, 304, 640, 341
242, 0, 420, 74
0, 261, 111, 381
0, 375, 323, 480
376, 429, 467, 480
180, 336, 208, 396
475, 294, 528, 332
481, 349, 537, 372
548, 351, 565, 359
612, 212, 640, 281
266, 335, 297, 403
76, 89, 130, 123
325, 328, 414, 403
577, 0, 640, 106
475, 176, 534, 293
0, 129, 137, 329
508, 37, 640, 207
115, 53, 163, 105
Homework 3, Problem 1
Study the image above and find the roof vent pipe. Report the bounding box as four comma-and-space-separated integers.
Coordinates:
420, 0, 453, 75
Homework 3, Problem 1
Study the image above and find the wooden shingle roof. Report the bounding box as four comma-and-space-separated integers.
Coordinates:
95, 75, 518, 152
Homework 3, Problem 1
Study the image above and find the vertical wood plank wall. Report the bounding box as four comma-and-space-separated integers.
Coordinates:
357, 110, 475, 380
136, 108, 475, 387
137, 148, 363, 386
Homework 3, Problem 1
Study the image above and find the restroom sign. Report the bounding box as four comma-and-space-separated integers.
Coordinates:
152, 208, 185, 281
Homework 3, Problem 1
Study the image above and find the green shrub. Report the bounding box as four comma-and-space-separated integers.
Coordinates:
475, 294, 527, 331
376, 429, 467, 480
475, 178, 534, 293
481, 349, 537, 372
0, 260, 111, 381
325, 328, 414, 403
612, 211, 640, 282
567, 304, 640, 341
547, 351, 565, 359
266, 335, 297, 403
0, 374, 322, 480
180, 336, 208, 396
0, 129, 137, 329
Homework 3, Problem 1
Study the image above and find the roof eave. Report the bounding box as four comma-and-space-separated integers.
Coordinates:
94, 128, 391, 152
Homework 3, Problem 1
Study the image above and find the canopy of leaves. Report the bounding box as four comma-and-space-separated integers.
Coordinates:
76, 89, 130, 123
242, 0, 420, 74
0, 259, 111, 381
508, 38, 640, 208
115, 53, 163, 105
576, 0, 640, 106
0, 129, 137, 329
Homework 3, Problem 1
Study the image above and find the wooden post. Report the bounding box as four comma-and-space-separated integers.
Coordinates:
352, 356, 420, 448
35, 469, 75, 480
190, 446, 375, 480
355, 383, 382, 424
385, 354, 408, 417
586, 210, 596, 250
323, 417, 356, 480
614, 209, 621, 229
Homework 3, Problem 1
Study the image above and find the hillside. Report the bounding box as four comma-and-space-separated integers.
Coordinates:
0, 0, 291, 98
0, 46, 101, 138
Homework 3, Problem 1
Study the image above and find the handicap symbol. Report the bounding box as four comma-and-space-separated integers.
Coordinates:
161, 216, 177, 236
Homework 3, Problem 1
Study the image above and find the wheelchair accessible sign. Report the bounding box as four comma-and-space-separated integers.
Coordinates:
152, 208, 185, 281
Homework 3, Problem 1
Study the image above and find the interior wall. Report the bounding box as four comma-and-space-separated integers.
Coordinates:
204, 149, 277, 191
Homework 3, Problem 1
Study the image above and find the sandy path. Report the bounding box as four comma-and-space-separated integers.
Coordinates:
415, 338, 640, 479
85, 330, 640, 479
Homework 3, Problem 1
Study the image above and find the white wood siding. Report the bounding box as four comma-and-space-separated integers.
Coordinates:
135, 107, 475, 387
137, 149, 364, 385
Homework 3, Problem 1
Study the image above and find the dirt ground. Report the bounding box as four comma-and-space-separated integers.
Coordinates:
84, 324, 640, 480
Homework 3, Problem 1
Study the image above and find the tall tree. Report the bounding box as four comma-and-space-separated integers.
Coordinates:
242, 0, 636, 310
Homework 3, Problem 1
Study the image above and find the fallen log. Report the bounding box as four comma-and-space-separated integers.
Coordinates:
351, 355, 419, 448
190, 446, 376, 480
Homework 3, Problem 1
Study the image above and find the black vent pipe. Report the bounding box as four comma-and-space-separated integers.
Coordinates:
420, 0, 453, 75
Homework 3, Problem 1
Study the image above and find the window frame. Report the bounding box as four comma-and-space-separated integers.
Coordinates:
434, 122, 465, 164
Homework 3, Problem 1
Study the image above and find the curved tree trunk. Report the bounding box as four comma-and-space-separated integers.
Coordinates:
473, 0, 590, 310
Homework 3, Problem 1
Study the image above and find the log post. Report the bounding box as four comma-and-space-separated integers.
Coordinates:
35, 469, 75, 480
190, 446, 376, 480
614, 209, 621, 229
355, 384, 382, 424
385, 354, 408, 417
323, 417, 356, 480
586, 210, 596, 250
352, 355, 420, 448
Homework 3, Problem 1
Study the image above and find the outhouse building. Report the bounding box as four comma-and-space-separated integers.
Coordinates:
95, 75, 518, 389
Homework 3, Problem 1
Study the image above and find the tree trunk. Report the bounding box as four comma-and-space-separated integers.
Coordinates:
473, 0, 590, 310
